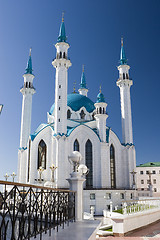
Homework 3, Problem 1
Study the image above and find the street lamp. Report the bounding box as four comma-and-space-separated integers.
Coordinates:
38, 166, 44, 183
49, 164, 57, 182
68, 151, 82, 172
11, 172, 16, 182
78, 164, 89, 177
4, 173, 9, 181
0, 104, 3, 114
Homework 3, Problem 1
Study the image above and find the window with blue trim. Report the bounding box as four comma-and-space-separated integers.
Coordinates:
38, 140, 47, 169
85, 139, 93, 188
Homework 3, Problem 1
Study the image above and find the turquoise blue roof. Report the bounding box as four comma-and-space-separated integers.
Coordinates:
57, 21, 67, 43
49, 93, 95, 115
96, 92, 105, 103
25, 50, 33, 74
80, 71, 87, 89
120, 40, 127, 65
31, 123, 52, 141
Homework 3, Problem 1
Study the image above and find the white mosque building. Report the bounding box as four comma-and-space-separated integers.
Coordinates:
18, 18, 136, 214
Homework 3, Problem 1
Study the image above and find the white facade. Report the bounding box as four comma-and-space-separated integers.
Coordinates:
136, 162, 160, 197
17, 20, 136, 214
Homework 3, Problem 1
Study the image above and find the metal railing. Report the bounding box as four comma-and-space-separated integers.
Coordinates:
0, 181, 75, 240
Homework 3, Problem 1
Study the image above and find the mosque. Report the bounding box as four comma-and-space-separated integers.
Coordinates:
17, 17, 136, 214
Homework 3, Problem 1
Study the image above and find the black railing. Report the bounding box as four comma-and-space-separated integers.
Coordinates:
0, 181, 75, 240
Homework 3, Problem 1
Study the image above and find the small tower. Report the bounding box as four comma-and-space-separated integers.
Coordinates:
20, 49, 35, 149
52, 15, 72, 135
117, 38, 133, 144
78, 65, 88, 97
94, 87, 108, 142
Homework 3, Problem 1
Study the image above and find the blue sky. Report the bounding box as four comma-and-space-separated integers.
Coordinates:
0, 0, 160, 181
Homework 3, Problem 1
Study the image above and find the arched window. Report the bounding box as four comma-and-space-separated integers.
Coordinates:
59, 52, 62, 58
110, 144, 116, 189
80, 110, 85, 119
103, 108, 105, 114
74, 139, 79, 151
63, 52, 66, 58
85, 139, 93, 188
38, 140, 47, 169
67, 109, 71, 119
123, 73, 125, 79
126, 73, 129, 79
99, 107, 102, 114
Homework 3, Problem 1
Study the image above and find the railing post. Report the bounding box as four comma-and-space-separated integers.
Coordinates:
67, 172, 85, 221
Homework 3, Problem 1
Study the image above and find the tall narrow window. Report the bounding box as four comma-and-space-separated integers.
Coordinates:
110, 144, 116, 189
59, 52, 62, 58
63, 52, 66, 58
67, 109, 71, 119
80, 110, 85, 119
99, 107, 102, 114
123, 73, 125, 79
27, 139, 31, 182
38, 140, 47, 169
85, 139, 93, 188
74, 139, 79, 151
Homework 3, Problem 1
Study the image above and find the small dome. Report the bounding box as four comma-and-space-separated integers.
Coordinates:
96, 92, 105, 103
49, 93, 95, 115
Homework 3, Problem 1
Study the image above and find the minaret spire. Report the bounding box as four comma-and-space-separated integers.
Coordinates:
78, 65, 88, 97
18, 49, 36, 183
117, 38, 133, 144
25, 48, 33, 74
117, 39, 136, 189
120, 37, 127, 65
57, 12, 67, 43
52, 17, 71, 134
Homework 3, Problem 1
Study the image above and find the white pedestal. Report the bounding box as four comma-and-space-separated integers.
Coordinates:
67, 172, 85, 221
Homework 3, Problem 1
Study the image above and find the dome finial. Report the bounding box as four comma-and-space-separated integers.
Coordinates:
29, 47, 32, 56
82, 64, 84, 72
99, 85, 102, 93
73, 80, 76, 93
121, 37, 123, 47
62, 11, 65, 22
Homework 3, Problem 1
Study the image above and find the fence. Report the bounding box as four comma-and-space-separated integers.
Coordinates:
122, 198, 160, 215
0, 180, 75, 240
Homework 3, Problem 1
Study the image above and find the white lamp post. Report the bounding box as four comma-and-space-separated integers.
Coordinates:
11, 172, 16, 182
38, 166, 44, 183
4, 173, 9, 181
49, 164, 57, 182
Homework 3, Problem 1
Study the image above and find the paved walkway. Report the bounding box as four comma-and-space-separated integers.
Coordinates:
31, 219, 101, 240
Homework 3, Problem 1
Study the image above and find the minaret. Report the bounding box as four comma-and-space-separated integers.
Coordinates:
78, 65, 88, 97
19, 49, 35, 149
117, 38, 133, 144
94, 87, 108, 142
52, 15, 71, 135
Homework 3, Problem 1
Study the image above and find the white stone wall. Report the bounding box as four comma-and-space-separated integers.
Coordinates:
136, 166, 160, 197
83, 189, 135, 215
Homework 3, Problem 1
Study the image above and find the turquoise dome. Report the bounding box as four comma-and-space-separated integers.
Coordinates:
49, 93, 95, 115
96, 92, 105, 103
